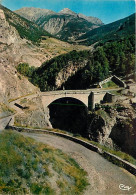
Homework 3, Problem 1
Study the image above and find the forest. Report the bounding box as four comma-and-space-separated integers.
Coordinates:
63, 35, 135, 89
16, 35, 135, 90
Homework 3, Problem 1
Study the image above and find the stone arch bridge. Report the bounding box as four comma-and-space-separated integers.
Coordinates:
41, 90, 108, 111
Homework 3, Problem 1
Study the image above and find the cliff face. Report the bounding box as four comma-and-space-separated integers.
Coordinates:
14, 96, 52, 129
88, 102, 136, 158
0, 9, 38, 103
55, 60, 88, 88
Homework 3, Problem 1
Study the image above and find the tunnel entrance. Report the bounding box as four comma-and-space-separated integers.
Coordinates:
48, 97, 88, 136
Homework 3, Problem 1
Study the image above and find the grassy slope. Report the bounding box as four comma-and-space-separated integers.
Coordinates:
102, 81, 119, 89
0, 131, 88, 194
40, 36, 89, 58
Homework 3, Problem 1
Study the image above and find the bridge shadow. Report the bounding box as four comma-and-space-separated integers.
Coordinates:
48, 97, 88, 136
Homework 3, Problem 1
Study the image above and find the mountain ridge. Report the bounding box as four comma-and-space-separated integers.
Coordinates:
15, 7, 103, 24
77, 13, 135, 45
14, 7, 103, 42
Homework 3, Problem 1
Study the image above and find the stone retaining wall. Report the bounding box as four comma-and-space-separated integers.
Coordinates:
99, 75, 126, 88
103, 152, 136, 176
103, 92, 118, 103
112, 75, 126, 88
7, 126, 136, 176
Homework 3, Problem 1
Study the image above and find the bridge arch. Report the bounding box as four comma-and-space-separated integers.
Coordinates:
48, 97, 88, 109
42, 92, 89, 108
47, 97, 88, 136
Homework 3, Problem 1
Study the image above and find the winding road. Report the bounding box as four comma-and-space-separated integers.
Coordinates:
23, 132, 136, 195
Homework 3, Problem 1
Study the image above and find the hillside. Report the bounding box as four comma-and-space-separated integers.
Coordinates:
0, 131, 88, 194
15, 7, 103, 42
0, 5, 52, 44
62, 35, 135, 89
77, 13, 135, 45
17, 35, 135, 91
27, 50, 91, 91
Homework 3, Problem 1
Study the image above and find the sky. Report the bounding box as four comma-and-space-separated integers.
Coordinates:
1, 0, 135, 24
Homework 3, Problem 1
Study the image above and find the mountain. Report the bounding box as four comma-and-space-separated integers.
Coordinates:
0, 5, 52, 44
15, 7, 103, 42
59, 8, 77, 16
0, 5, 89, 103
15, 7, 55, 21
77, 13, 135, 45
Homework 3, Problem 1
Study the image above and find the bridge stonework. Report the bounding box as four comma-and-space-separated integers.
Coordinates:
41, 90, 107, 111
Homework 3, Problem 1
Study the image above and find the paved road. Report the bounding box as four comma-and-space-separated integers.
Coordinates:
0, 116, 13, 130
23, 132, 136, 195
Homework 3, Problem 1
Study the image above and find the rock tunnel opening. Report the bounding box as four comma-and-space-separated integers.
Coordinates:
48, 97, 88, 136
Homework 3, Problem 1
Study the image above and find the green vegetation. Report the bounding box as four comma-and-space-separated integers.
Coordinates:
17, 35, 134, 91
16, 63, 35, 77
0, 131, 88, 194
16, 35, 134, 91
0, 5, 52, 44
63, 47, 110, 89
103, 35, 135, 76
78, 13, 135, 45
30, 50, 92, 91
102, 81, 119, 88
19, 49, 109, 90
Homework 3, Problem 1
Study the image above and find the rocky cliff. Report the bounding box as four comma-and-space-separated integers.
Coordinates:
55, 60, 88, 88
14, 96, 52, 129
0, 8, 39, 103
88, 100, 136, 158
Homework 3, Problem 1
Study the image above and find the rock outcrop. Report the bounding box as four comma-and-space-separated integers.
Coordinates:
14, 96, 52, 128
55, 60, 88, 88
88, 101, 136, 158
